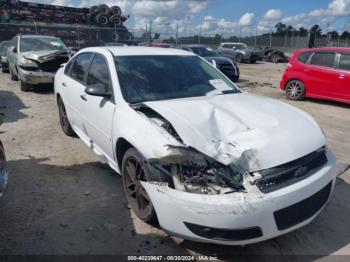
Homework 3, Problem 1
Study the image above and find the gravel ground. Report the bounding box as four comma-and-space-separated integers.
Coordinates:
0, 61, 349, 260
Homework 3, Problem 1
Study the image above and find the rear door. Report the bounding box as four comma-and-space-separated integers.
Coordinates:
304, 52, 337, 98
78, 53, 116, 162
335, 53, 350, 102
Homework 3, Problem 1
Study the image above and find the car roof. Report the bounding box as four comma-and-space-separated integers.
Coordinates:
20, 34, 60, 39
296, 47, 350, 54
180, 44, 208, 48
221, 42, 246, 45
80, 46, 195, 57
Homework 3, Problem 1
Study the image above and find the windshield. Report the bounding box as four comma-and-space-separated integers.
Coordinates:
190, 47, 218, 57
20, 37, 66, 52
0, 42, 9, 56
234, 44, 248, 50
115, 55, 240, 104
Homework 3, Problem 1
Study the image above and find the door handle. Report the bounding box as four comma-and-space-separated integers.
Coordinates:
339, 74, 345, 79
80, 94, 87, 101
303, 69, 310, 72
62, 82, 67, 87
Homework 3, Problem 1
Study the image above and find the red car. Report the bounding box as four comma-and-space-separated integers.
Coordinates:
280, 47, 350, 104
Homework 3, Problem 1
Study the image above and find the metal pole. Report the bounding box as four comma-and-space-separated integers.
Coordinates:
34, 19, 38, 35
175, 23, 179, 46
269, 31, 272, 47
254, 27, 257, 47
199, 25, 202, 44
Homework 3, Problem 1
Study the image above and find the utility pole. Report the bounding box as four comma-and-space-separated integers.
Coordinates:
269, 31, 272, 47
175, 23, 179, 46
221, 26, 224, 43
149, 20, 153, 43
239, 27, 241, 42
199, 25, 202, 44
254, 27, 257, 47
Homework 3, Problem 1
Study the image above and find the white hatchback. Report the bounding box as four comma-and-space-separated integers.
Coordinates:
54, 46, 336, 245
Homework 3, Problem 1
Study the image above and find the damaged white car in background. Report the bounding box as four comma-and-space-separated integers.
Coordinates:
54, 47, 336, 245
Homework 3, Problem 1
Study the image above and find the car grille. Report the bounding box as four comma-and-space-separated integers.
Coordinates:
255, 148, 328, 193
40, 56, 69, 73
274, 182, 332, 230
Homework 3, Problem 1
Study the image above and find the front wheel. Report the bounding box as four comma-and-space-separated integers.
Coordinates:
122, 148, 159, 223
58, 97, 75, 137
10, 68, 18, 81
20, 81, 30, 92
285, 80, 305, 100
0, 142, 7, 196
235, 54, 243, 63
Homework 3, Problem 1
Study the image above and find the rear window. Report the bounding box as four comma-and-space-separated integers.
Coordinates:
310, 52, 335, 68
297, 52, 312, 63
339, 53, 350, 71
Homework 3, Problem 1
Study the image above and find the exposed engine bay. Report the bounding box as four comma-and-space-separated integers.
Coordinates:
133, 103, 246, 195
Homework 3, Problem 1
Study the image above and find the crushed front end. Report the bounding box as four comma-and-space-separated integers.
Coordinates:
142, 147, 336, 245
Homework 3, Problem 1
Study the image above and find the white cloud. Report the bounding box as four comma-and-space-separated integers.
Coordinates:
239, 12, 254, 27
264, 9, 283, 20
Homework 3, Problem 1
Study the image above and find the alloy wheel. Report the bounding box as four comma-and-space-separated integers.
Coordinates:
286, 80, 305, 100
124, 156, 152, 219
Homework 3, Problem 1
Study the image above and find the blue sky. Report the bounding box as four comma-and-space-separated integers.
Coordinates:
28, 0, 350, 36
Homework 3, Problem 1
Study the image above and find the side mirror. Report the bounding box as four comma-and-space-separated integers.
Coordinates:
11, 46, 17, 53
232, 47, 236, 50
85, 85, 111, 98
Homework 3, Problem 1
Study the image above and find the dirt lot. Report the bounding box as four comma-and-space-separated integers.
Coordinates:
0, 62, 349, 260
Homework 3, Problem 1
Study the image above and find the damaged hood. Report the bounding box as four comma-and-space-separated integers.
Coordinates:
22, 50, 68, 62
144, 93, 326, 172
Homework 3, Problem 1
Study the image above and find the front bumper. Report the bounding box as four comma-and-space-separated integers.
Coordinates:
142, 150, 336, 245
18, 67, 54, 85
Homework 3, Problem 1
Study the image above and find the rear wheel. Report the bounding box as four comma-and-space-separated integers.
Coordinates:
58, 97, 75, 137
285, 80, 305, 100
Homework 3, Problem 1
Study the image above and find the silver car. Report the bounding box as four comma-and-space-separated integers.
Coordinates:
7, 35, 70, 91
217, 42, 259, 63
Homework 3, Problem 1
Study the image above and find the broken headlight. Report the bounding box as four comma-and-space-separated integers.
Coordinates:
18, 57, 39, 71
149, 148, 244, 195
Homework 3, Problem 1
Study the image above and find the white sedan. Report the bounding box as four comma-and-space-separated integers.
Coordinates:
54, 46, 336, 245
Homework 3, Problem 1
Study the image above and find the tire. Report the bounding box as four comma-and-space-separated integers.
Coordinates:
0, 142, 7, 196
271, 54, 279, 63
109, 15, 122, 26
235, 54, 243, 63
95, 14, 109, 26
2, 67, 8, 73
98, 4, 110, 15
285, 80, 306, 101
89, 5, 98, 14
250, 60, 257, 64
57, 97, 75, 137
122, 148, 168, 224
20, 81, 30, 92
111, 6, 121, 16
10, 67, 18, 81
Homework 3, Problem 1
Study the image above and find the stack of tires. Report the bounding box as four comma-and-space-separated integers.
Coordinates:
89, 4, 123, 27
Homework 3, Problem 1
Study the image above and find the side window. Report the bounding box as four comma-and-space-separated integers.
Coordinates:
223, 44, 233, 48
70, 53, 93, 82
310, 52, 335, 68
298, 52, 312, 63
64, 58, 75, 75
338, 54, 350, 71
86, 54, 112, 93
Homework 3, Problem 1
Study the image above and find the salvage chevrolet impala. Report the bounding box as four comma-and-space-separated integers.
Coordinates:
54, 47, 336, 245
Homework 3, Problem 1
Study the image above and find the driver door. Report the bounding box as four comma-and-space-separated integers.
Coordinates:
78, 53, 116, 162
